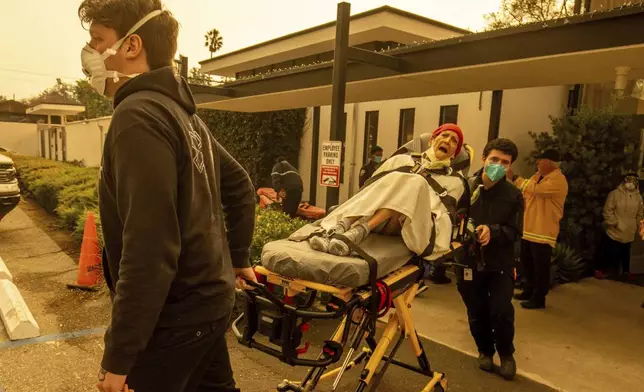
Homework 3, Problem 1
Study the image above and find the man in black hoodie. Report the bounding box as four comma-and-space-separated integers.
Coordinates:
271, 156, 303, 218
457, 138, 524, 381
79, 1, 256, 391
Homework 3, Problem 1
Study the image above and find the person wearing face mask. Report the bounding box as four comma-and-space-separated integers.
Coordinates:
359, 145, 384, 188
457, 138, 524, 381
594, 173, 644, 281
78, 1, 256, 392
309, 124, 465, 260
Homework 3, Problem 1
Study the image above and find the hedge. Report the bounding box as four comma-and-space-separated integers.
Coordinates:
11, 155, 305, 263
198, 108, 306, 189
250, 205, 307, 263
10, 154, 102, 245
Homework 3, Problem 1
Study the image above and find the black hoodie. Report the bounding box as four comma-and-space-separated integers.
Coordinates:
98, 66, 255, 375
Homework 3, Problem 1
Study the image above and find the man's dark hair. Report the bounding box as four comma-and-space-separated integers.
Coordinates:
483, 138, 519, 163
275, 156, 287, 164
371, 145, 383, 155
78, 0, 179, 70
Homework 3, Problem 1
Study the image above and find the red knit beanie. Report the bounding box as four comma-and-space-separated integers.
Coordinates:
431, 123, 463, 156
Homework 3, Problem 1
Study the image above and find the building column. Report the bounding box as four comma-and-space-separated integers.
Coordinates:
614, 66, 631, 99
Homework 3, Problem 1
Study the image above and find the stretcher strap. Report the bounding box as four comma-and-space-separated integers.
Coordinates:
420, 213, 438, 258
421, 173, 458, 219
330, 233, 379, 334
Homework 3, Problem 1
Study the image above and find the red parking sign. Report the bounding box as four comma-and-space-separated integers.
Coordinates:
319, 165, 340, 187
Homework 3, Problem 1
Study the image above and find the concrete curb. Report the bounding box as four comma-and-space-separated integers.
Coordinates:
0, 279, 40, 341
0, 256, 12, 281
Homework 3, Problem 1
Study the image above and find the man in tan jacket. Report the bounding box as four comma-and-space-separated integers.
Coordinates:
513, 149, 568, 309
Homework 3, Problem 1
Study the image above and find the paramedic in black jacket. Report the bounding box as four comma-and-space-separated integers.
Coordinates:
80, 2, 256, 391
359, 145, 383, 187
271, 157, 304, 218
458, 138, 524, 381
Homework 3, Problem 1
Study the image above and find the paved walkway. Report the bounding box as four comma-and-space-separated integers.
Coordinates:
412, 274, 644, 392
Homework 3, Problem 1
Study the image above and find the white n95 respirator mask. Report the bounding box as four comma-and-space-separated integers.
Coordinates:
81, 10, 163, 95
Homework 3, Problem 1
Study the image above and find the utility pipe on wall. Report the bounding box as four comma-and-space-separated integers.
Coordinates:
347, 102, 360, 198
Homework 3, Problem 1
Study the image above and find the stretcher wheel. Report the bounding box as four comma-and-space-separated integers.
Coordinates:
434, 376, 448, 392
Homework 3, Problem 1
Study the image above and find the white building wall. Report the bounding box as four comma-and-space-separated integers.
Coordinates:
498, 86, 569, 177
297, 86, 569, 208
301, 92, 493, 207
0, 122, 39, 156
65, 117, 111, 167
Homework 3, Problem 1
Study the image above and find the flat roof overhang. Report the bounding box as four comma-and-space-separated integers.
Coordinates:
26, 104, 86, 116
194, 5, 644, 113
199, 6, 470, 78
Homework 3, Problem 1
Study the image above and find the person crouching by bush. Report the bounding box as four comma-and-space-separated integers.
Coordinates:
271, 156, 304, 218
595, 173, 644, 281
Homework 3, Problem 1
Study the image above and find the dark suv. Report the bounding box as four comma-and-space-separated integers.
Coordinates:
0, 153, 20, 221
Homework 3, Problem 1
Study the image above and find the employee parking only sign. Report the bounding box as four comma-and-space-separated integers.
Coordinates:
320, 141, 342, 187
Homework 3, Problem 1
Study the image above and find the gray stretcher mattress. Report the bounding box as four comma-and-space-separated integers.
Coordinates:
260, 223, 414, 288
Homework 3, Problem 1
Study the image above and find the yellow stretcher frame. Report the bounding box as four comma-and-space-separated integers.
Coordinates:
237, 263, 452, 392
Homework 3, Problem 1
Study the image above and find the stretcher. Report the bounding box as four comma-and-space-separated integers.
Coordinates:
232, 136, 474, 391
234, 215, 474, 392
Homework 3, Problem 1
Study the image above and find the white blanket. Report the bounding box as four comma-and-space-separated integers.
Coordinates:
320, 155, 465, 260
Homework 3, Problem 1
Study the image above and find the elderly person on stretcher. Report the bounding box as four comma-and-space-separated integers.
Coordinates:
309, 123, 466, 260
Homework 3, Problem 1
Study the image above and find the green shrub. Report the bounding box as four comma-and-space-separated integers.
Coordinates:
550, 243, 585, 286
198, 108, 306, 189
250, 205, 308, 264
10, 154, 100, 243
12, 154, 98, 215
528, 107, 641, 260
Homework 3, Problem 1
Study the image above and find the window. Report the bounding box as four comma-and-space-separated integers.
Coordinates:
363, 111, 379, 163
439, 105, 459, 125
398, 108, 415, 147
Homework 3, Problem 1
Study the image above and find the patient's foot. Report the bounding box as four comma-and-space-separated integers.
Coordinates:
309, 235, 330, 253
329, 220, 370, 256
308, 218, 352, 253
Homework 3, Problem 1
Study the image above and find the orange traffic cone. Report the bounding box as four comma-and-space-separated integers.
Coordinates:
67, 211, 102, 291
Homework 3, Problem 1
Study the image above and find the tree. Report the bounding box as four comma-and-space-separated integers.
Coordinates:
527, 107, 641, 262
25, 78, 112, 120
205, 28, 223, 58
188, 67, 214, 86
25, 78, 76, 106
72, 79, 113, 120
485, 0, 573, 29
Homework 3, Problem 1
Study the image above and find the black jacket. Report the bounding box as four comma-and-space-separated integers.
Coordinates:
359, 159, 380, 188
271, 160, 303, 192
467, 170, 524, 271
98, 67, 255, 375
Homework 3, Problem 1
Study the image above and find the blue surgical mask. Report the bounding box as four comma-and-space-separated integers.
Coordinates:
374, 156, 382, 164
485, 163, 506, 182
